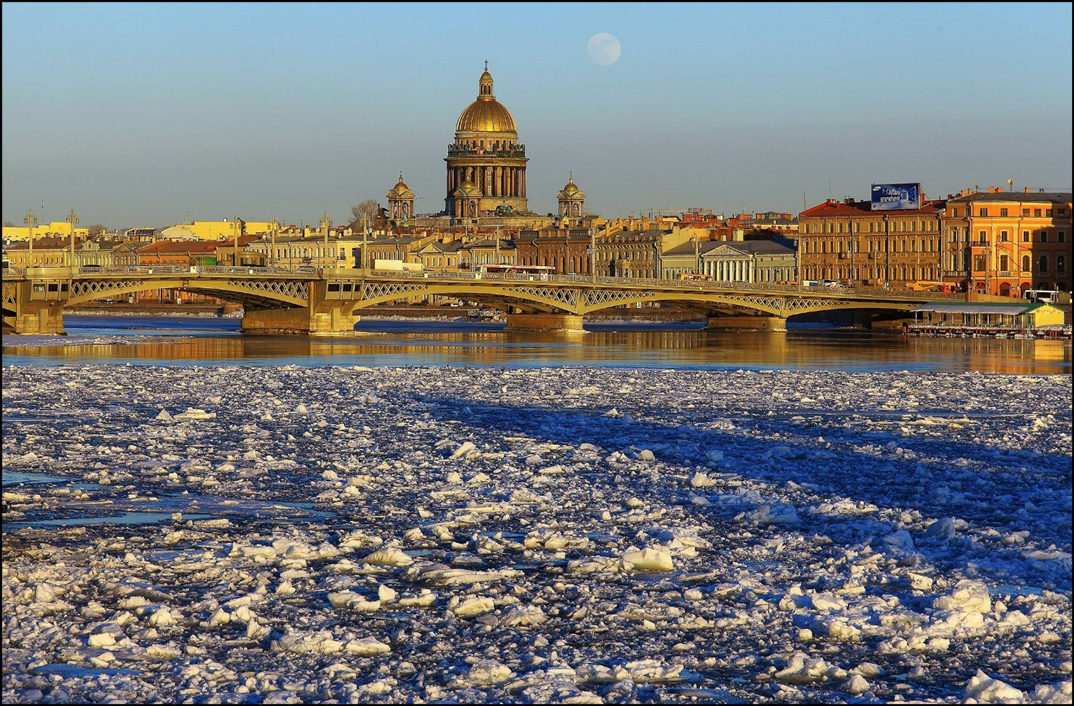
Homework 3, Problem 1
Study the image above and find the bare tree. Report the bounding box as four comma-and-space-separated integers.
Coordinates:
88, 224, 106, 237
349, 200, 380, 231
3, 221, 13, 228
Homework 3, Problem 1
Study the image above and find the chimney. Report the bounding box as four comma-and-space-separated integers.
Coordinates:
997, 187, 1003, 193
947, 194, 954, 199
1025, 187, 1030, 194
988, 186, 995, 193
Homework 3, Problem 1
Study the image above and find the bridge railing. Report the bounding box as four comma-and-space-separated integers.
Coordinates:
361, 270, 965, 299
31, 264, 966, 300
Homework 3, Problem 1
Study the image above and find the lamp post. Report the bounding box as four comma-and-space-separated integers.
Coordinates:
362, 215, 368, 272
269, 217, 280, 268
67, 209, 79, 270
232, 217, 241, 267
24, 208, 38, 268
320, 212, 332, 270
590, 222, 597, 283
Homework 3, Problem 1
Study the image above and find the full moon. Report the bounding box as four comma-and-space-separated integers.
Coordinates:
587, 33, 621, 66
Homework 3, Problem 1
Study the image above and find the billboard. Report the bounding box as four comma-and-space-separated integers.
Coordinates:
871, 183, 921, 211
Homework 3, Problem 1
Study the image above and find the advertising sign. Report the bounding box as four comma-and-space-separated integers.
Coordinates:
871, 183, 921, 211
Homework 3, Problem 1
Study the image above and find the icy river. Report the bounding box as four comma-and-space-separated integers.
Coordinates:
2, 317, 1071, 703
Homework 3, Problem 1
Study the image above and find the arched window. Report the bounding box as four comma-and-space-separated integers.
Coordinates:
1039, 255, 1049, 273
1058, 255, 1067, 274
1022, 255, 1031, 272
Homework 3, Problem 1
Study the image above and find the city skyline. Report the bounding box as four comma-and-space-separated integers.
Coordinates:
2, 2, 1071, 229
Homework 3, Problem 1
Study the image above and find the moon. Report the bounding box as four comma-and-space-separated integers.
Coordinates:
587, 33, 621, 66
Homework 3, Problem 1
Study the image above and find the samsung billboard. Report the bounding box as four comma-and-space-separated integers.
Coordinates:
871, 183, 921, 211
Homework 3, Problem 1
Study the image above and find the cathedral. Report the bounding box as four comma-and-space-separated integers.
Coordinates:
387, 63, 586, 229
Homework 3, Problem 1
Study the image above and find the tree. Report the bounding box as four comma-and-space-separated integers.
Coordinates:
88, 224, 106, 237
3, 221, 13, 227
349, 200, 380, 231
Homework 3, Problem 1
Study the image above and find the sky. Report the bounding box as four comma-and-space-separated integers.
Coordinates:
2, 2, 1071, 230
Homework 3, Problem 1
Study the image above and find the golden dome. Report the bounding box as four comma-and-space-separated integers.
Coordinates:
456, 100, 517, 133
559, 173, 583, 198
455, 65, 517, 133
387, 172, 414, 199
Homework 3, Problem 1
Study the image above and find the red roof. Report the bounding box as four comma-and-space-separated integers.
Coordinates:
138, 241, 220, 254
800, 199, 945, 218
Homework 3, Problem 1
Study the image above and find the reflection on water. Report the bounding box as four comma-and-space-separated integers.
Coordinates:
2, 317, 1070, 374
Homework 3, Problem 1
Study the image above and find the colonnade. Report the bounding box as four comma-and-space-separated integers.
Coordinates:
446, 165, 526, 198
703, 259, 755, 283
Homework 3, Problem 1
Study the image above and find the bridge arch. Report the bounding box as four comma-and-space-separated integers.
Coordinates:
67, 277, 309, 309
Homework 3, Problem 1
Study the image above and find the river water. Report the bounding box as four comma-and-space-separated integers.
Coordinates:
1, 315, 1070, 373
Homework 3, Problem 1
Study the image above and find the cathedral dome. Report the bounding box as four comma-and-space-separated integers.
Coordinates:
455, 65, 517, 134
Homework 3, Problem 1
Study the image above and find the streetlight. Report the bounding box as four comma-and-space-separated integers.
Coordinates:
589, 222, 597, 283
66, 209, 79, 270
24, 208, 38, 268
269, 217, 279, 268
320, 212, 332, 270
232, 217, 241, 267
362, 215, 368, 272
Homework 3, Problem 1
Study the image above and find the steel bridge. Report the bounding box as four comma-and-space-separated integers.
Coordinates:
2, 265, 963, 335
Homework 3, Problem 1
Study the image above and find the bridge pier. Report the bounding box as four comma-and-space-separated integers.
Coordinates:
11, 300, 67, 335
241, 283, 360, 335
241, 304, 361, 335
705, 315, 787, 331
504, 313, 585, 332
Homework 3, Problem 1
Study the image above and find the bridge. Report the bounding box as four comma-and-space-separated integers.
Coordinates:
1, 265, 964, 335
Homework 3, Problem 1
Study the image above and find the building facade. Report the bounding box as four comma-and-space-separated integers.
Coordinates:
798, 198, 945, 288
701, 241, 797, 284
942, 188, 1071, 296
4, 237, 80, 268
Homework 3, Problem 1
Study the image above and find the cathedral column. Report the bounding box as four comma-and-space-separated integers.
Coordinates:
495, 167, 501, 197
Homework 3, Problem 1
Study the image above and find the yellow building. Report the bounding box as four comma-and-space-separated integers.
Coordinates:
912, 302, 1067, 332
159, 220, 274, 241
942, 187, 1071, 296
3, 221, 89, 242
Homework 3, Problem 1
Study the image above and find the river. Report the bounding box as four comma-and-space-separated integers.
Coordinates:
1, 315, 1070, 374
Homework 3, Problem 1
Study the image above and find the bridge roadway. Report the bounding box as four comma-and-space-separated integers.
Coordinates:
2, 265, 963, 335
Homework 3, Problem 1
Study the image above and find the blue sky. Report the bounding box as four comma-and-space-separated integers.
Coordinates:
3, 2, 1071, 229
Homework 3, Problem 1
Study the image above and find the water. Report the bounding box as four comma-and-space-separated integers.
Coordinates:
2, 315, 1070, 374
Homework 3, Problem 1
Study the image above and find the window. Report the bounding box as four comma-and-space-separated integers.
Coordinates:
1058, 231, 1066, 243
1022, 255, 1031, 272
978, 230, 987, 244
1058, 208, 1067, 217
999, 254, 1008, 271
1022, 231, 1030, 242
1038, 255, 1048, 272
1058, 256, 1066, 274
1040, 231, 1049, 243
1000, 231, 1009, 242
1022, 209, 1030, 217
950, 208, 959, 218
979, 208, 988, 217
1000, 208, 1008, 217
1046, 209, 1052, 217
1034, 209, 1042, 217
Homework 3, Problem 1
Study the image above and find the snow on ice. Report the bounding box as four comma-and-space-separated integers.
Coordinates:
2, 364, 1071, 703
